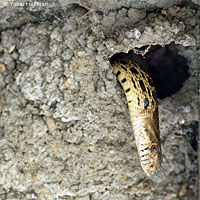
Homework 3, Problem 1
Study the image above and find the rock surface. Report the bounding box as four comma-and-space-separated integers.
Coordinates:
0, 0, 199, 199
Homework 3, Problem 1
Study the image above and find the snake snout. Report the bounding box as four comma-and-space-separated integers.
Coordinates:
140, 143, 162, 176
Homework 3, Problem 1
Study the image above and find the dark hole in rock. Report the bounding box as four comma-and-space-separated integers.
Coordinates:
109, 43, 189, 99
145, 43, 190, 99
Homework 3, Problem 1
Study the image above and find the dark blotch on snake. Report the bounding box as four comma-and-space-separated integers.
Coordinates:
125, 88, 130, 93
147, 88, 151, 97
139, 80, 146, 92
116, 71, 121, 77
130, 67, 139, 74
121, 65, 127, 71
131, 78, 137, 89
121, 78, 127, 83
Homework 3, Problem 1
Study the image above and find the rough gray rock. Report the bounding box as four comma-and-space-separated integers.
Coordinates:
0, 0, 199, 199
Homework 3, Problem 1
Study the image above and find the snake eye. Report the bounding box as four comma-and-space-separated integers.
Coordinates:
150, 145, 158, 154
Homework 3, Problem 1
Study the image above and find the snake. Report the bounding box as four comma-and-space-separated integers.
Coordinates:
112, 58, 162, 176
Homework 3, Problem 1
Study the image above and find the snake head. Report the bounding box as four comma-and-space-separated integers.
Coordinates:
139, 142, 162, 176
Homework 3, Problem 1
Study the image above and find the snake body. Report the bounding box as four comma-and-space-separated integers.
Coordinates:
112, 59, 162, 176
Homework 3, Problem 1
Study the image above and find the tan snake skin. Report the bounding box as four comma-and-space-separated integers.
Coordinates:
112, 59, 162, 176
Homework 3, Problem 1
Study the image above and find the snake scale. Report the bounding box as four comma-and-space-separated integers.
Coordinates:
112, 59, 162, 176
